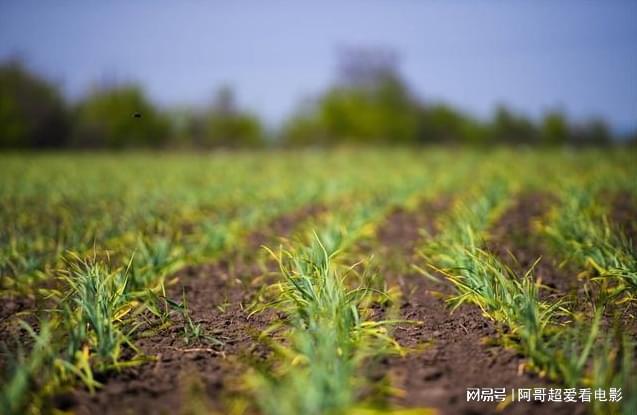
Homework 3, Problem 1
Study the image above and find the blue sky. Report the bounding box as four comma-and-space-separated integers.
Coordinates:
1, 1, 636, 131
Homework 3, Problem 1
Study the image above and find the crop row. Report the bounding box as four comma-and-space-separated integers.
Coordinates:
0, 149, 635, 414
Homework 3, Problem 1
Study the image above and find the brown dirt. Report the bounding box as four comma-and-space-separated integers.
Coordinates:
486, 193, 576, 299
611, 191, 637, 249
58, 204, 324, 415
0, 295, 37, 326
373, 196, 586, 415
5, 190, 628, 414
64, 265, 266, 414
608, 191, 637, 335
246, 203, 325, 250
0, 293, 50, 377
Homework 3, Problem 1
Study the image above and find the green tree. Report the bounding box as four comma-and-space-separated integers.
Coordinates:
572, 118, 611, 146
540, 111, 570, 146
0, 61, 69, 148
320, 76, 420, 144
73, 85, 169, 148
282, 68, 420, 145
491, 106, 538, 145
280, 48, 500, 147
194, 87, 264, 148
280, 107, 328, 147
417, 104, 491, 145
418, 104, 465, 143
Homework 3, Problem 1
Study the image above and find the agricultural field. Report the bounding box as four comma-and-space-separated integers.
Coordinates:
0, 148, 636, 415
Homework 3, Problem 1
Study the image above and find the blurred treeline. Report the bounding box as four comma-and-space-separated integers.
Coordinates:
1, 56, 634, 150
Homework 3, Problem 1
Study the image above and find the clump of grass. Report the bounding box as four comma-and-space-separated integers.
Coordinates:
418, 184, 571, 379
543, 188, 637, 293
59, 254, 136, 366
432, 246, 597, 386
421, 183, 634, 414
51, 253, 153, 397
141, 287, 176, 329
128, 236, 183, 292
0, 322, 53, 415
250, 230, 405, 415
590, 329, 637, 415
423, 180, 510, 255
175, 290, 223, 347
1, 252, 166, 414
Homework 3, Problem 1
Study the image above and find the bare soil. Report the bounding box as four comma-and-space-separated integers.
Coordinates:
612, 191, 637, 249
60, 205, 324, 415
375, 195, 585, 415
5, 191, 635, 414
486, 193, 576, 300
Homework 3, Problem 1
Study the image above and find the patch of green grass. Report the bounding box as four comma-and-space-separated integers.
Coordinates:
176, 290, 224, 347
250, 232, 405, 415
544, 188, 637, 295
0, 322, 53, 415
1, 149, 635, 414
58, 254, 137, 365
421, 181, 636, 414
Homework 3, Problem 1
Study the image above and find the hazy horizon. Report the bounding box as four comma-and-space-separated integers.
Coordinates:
1, 0, 636, 132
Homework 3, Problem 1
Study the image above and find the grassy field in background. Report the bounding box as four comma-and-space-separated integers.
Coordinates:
1, 148, 636, 415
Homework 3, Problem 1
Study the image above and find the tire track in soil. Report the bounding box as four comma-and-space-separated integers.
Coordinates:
374, 196, 584, 415
66, 204, 325, 415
